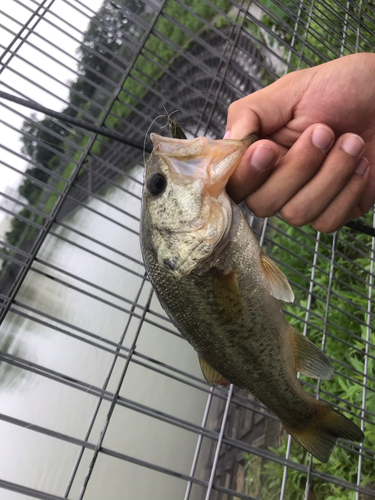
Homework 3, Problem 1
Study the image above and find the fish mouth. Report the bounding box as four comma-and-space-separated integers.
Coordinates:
150, 133, 248, 198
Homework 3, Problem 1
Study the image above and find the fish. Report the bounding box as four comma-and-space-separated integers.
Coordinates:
140, 132, 365, 463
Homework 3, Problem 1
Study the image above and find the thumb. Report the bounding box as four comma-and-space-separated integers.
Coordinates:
225, 75, 297, 140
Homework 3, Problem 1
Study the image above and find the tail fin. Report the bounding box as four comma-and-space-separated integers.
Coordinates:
285, 401, 364, 463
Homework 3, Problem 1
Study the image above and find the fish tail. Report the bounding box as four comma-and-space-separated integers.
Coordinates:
285, 400, 364, 463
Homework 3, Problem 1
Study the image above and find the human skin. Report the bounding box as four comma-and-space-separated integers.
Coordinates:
225, 53, 375, 233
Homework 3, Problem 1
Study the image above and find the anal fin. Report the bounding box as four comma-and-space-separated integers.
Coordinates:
199, 356, 229, 386
288, 325, 333, 380
260, 251, 294, 303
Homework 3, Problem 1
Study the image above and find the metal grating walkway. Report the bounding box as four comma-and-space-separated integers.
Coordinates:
0, 0, 375, 499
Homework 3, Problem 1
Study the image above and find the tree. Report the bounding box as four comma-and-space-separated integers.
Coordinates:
68, 0, 146, 115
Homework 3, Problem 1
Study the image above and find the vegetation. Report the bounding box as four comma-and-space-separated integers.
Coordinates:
238, 2, 375, 497
242, 214, 374, 499
258, 0, 375, 69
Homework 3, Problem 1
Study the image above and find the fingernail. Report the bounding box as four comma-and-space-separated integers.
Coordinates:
341, 134, 364, 156
223, 130, 231, 139
355, 156, 369, 175
250, 145, 277, 171
312, 126, 334, 152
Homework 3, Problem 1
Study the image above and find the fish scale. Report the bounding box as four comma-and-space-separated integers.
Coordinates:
144, 203, 308, 424
140, 132, 364, 462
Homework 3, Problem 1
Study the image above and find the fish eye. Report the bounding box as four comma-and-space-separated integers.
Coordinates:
147, 172, 167, 196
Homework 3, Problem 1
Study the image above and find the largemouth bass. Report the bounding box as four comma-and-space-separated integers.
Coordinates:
140, 132, 364, 462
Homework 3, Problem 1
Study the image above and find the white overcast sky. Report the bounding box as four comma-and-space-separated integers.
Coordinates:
0, 0, 104, 213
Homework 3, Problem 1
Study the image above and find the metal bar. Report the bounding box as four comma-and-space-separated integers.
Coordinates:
297, 0, 315, 70
55, 221, 143, 266
0, 39, 114, 101
205, 385, 234, 500
0, 91, 151, 153
54, 198, 140, 235
63, 274, 148, 496
356, 211, 374, 498
10, 0, 134, 76
77, 163, 143, 199
89, 152, 143, 185
0, 14, 122, 91
283, 0, 305, 75
1, 1, 375, 498
184, 388, 214, 500
1, 337, 375, 496
280, 231, 321, 500
0, 15, 161, 137
340, 1, 350, 55
0, 0, 165, 326
0, 0, 55, 74
202, 0, 253, 137
0, 115, 80, 166
305, 232, 337, 499
8, 306, 288, 422
77, 288, 153, 498
60, 0, 143, 53
0, 42, 109, 116
0, 478, 66, 500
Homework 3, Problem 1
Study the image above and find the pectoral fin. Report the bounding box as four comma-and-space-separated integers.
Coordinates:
213, 269, 243, 322
288, 325, 333, 380
260, 252, 294, 303
199, 356, 229, 386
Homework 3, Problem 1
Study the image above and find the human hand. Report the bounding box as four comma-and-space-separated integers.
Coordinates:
225, 53, 375, 233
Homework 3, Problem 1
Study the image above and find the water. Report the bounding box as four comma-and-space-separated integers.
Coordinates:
0, 171, 209, 500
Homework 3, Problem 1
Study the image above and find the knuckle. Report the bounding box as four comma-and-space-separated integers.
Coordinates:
247, 199, 275, 219
280, 203, 309, 227
227, 101, 241, 116
311, 218, 334, 234
346, 174, 367, 198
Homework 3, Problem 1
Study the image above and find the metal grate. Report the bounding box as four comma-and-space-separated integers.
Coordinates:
0, 0, 374, 499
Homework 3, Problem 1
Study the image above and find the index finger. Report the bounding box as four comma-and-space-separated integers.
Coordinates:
225, 75, 297, 140
226, 139, 279, 203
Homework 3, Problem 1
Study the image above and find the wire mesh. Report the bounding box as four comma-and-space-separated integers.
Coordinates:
0, 0, 375, 499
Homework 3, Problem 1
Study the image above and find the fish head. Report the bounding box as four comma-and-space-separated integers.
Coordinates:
142, 133, 253, 278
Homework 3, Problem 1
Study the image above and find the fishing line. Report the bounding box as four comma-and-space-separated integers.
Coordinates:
142, 112, 168, 168
161, 106, 179, 129
142, 109, 182, 168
